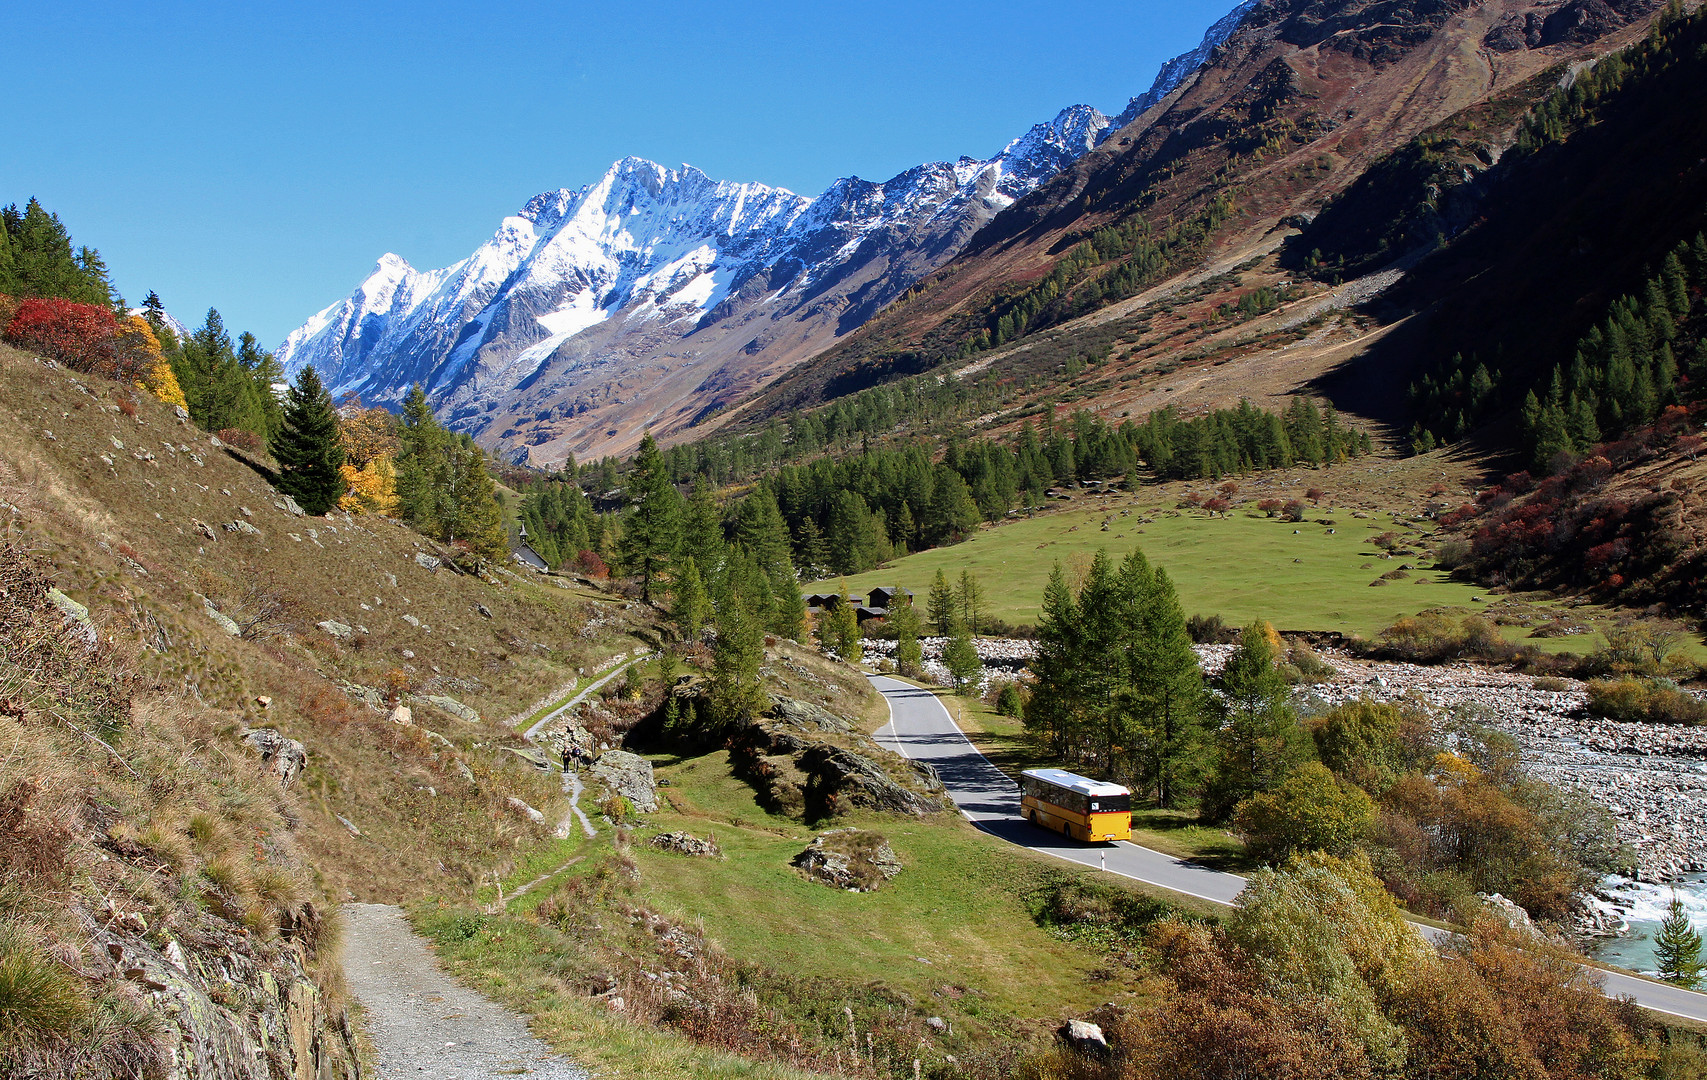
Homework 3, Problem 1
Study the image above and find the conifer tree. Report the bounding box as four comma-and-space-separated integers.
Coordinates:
444, 439, 507, 563
394, 384, 447, 530
794, 517, 829, 581
943, 617, 982, 695
771, 570, 808, 641
891, 594, 924, 677
708, 557, 769, 725
680, 477, 725, 569
820, 581, 862, 663
618, 433, 681, 603
957, 570, 986, 636
1202, 621, 1306, 821
927, 569, 956, 636
272, 366, 346, 515
1024, 564, 1083, 758
674, 556, 711, 640
1656, 892, 1703, 987
1122, 557, 1207, 808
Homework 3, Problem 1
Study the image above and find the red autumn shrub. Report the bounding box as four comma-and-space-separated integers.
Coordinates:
3, 297, 122, 375
575, 549, 610, 578
216, 428, 265, 454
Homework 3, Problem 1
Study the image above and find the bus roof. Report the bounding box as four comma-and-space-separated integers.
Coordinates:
1021, 768, 1129, 798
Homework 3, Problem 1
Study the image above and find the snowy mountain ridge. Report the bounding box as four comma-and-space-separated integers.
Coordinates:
276, 4, 1252, 463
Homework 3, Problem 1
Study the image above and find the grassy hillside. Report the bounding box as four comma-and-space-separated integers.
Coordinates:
0, 342, 670, 905
820, 492, 1483, 637
414, 731, 1222, 1080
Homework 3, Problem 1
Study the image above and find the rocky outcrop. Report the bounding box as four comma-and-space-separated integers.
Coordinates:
418, 694, 480, 724
241, 728, 307, 789
791, 829, 903, 891
1485, 0, 1660, 50
87, 906, 358, 1080
728, 697, 945, 820
649, 831, 722, 858
590, 750, 658, 813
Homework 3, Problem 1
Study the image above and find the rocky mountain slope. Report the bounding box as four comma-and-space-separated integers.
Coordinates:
745, 0, 1671, 426
276, 8, 1258, 465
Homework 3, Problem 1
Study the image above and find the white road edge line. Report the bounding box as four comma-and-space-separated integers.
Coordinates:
866, 674, 1707, 1014
869, 674, 1243, 906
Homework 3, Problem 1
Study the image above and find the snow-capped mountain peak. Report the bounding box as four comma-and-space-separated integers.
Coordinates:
276, 1, 1256, 461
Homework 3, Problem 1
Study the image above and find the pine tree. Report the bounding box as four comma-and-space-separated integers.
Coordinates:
891, 594, 924, 677
1024, 563, 1083, 759
820, 581, 862, 663
673, 556, 711, 640
272, 366, 347, 516
943, 618, 982, 695
680, 477, 725, 568
617, 434, 681, 603
956, 570, 986, 636
927, 569, 956, 636
1202, 621, 1306, 821
395, 384, 447, 531
1655, 892, 1703, 987
444, 439, 507, 563
708, 558, 769, 725
794, 517, 829, 581
771, 570, 808, 641
1122, 557, 1207, 808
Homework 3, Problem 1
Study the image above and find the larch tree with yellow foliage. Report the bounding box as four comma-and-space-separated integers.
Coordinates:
115, 314, 186, 408
335, 396, 401, 515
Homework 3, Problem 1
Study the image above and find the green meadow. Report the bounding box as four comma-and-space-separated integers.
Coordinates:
817, 503, 1488, 638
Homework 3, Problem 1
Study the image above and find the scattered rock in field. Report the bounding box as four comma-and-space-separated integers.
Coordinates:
1059, 1019, 1109, 1057
415, 553, 441, 571
420, 694, 480, 723
224, 519, 262, 536
926, 1016, 949, 1033
202, 596, 241, 637
242, 728, 307, 788
47, 588, 96, 643
274, 494, 306, 517
649, 832, 722, 858
337, 815, 362, 836
590, 750, 658, 813
792, 828, 902, 891
193, 520, 217, 540
476, 603, 493, 619
506, 796, 545, 824
387, 704, 413, 726
317, 620, 353, 639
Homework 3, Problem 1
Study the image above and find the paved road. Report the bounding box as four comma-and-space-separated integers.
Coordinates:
867, 674, 1707, 1023
343, 903, 587, 1079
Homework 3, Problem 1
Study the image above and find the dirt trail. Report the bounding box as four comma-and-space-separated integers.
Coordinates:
342, 903, 587, 1079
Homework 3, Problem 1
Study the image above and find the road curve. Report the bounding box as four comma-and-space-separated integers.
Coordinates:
867, 674, 1707, 1023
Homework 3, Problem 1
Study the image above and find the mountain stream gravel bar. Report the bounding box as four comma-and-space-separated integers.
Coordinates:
343, 903, 587, 1079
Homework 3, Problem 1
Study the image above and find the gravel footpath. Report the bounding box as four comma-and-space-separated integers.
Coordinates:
342, 903, 587, 1079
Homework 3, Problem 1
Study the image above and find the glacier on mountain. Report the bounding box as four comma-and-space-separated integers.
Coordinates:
276, 2, 1254, 463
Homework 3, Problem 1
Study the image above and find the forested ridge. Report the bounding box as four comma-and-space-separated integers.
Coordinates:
1376, 1, 1707, 457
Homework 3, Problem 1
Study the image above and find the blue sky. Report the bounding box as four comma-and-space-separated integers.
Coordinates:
3, 1, 1237, 346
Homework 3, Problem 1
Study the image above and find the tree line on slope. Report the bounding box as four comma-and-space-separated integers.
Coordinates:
519, 397, 1369, 586
1399, 2, 1707, 461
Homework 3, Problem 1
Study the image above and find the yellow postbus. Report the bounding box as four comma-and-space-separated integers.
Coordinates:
1020, 768, 1132, 842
